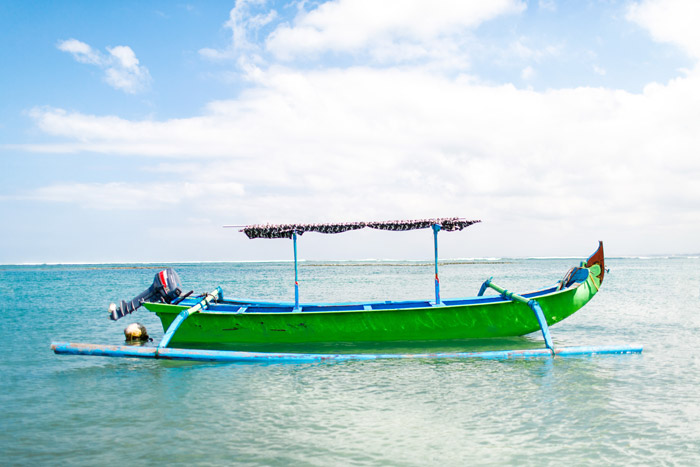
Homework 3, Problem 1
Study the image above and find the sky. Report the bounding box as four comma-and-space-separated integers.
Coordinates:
1, 0, 699, 263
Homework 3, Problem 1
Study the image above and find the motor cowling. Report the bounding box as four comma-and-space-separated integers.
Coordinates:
109, 268, 183, 321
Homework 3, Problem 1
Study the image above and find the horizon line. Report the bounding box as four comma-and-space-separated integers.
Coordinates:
2, 254, 699, 266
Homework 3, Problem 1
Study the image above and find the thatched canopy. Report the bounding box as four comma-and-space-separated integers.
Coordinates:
238, 218, 481, 239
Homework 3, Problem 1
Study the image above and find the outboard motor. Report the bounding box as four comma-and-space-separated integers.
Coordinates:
109, 268, 184, 321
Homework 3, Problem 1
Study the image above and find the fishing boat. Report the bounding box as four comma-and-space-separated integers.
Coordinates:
52, 218, 642, 362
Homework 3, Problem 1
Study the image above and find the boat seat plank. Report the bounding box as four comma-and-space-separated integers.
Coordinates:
371, 301, 432, 310
300, 305, 366, 312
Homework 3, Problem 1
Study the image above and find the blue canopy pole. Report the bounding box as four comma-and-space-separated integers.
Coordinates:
293, 231, 300, 311
432, 224, 441, 304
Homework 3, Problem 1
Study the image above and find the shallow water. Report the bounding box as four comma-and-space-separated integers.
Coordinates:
1, 257, 699, 465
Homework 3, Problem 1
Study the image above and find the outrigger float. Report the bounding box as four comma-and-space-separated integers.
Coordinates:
52, 218, 642, 363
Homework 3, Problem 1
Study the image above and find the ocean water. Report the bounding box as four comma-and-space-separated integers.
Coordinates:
1, 257, 699, 465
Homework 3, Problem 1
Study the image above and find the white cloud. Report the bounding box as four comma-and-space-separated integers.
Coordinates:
521, 65, 535, 79
538, 0, 557, 12
627, 0, 700, 58
266, 0, 525, 61
57, 38, 103, 65
507, 38, 561, 63
27, 181, 244, 210
201, 0, 525, 69
199, 0, 277, 61
11, 0, 700, 257
103, 46, 151, 93
18, 65, 700, 246
57, 39, 151, 93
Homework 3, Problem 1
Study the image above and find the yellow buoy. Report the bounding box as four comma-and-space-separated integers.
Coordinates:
124, 323, 149, 342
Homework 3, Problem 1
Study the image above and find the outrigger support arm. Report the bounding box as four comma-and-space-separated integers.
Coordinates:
478, 279, 554, 352
156, 287, 222, 353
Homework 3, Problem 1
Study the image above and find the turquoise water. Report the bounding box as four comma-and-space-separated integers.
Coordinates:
1, 257, 699, 465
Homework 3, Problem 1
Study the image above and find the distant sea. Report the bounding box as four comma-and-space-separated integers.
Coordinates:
1, 257, 699, 465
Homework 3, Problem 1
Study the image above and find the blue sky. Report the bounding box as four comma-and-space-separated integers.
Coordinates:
1, 0, 699, 263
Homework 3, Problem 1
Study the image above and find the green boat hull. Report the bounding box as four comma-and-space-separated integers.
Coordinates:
144, 261, 603, 347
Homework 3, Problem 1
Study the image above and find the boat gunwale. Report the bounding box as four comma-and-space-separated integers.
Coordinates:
145, 276, 588, 316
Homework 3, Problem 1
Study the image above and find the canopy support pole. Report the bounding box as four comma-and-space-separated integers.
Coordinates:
478, 279, 554, 352
293, 231, 300, 311
432, 224, 441, 304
